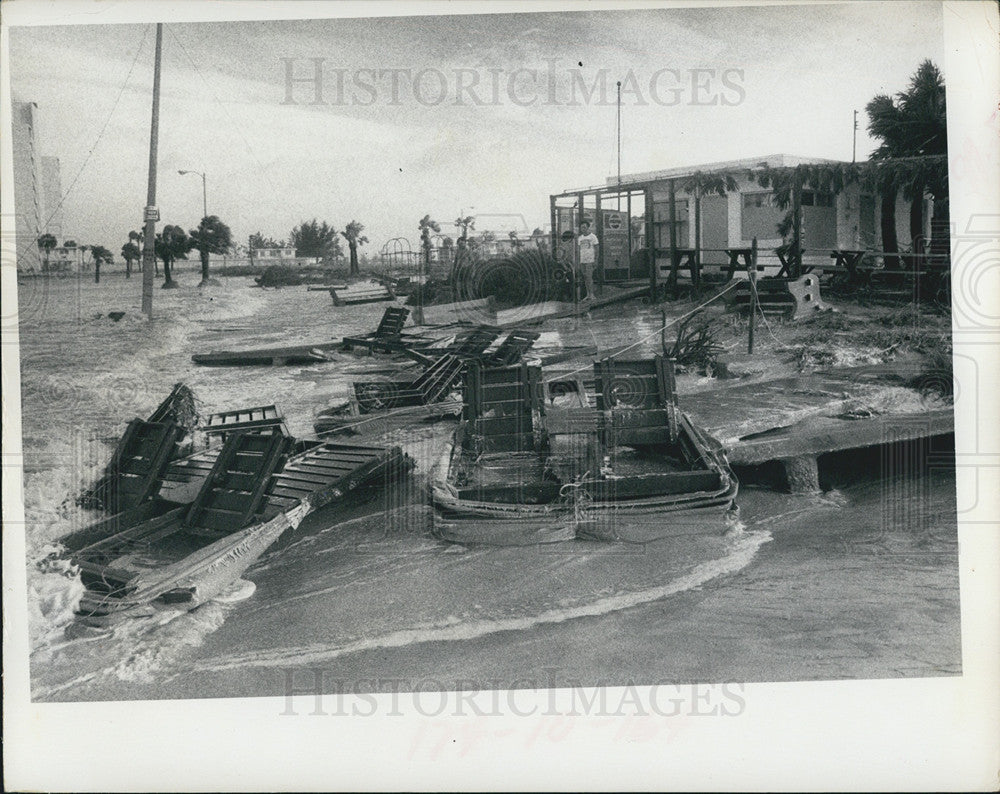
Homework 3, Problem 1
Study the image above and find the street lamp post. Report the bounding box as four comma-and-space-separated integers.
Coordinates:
178, 169, 207, 219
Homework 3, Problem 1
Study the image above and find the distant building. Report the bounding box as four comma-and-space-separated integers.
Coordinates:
11, 99, 68, 272
11, 100, 44, 271
251, 246, 296, 262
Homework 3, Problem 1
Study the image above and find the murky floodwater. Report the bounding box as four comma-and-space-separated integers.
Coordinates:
14, 272, 960, 702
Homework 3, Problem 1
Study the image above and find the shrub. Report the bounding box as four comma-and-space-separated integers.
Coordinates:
255, 264, 303, 287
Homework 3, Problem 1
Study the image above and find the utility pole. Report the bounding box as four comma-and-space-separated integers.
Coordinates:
141, 23, 163, 319
616, 80, 622, 209
852, 109, 858, 164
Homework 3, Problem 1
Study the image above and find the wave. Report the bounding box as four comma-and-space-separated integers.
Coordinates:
187, 529, 772, 675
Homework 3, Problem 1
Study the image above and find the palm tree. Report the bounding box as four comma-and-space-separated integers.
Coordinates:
154, 225, 191, 287
90, 245, 114, 284
37, 233, 57, 272
454, 215, 475, 249
418, 214, 441, 269
189, 215, 233, 284
341, 220, 368, 276
121, 242, 140, 277
866, 59, 947, 262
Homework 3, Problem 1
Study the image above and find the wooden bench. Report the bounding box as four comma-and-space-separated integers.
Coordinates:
341, 306, 435, 356
329, 281, 396, 306
202, 404, 289, 439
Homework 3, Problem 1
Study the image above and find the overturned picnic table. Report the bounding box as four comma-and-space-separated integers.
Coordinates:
329, 280, 396, 306
341, 306, 437, 356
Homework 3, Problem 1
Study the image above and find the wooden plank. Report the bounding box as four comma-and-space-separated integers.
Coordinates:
269, 485, 319, 500
272, 469, 338, 487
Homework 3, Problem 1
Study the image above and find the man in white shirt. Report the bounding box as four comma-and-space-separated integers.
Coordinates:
576, 220, 599, 302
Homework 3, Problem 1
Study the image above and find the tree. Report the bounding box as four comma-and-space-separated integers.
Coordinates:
454, 215, 475, 248
128, 229, 154, 275
418, 214, 441, 269
121, 242, 140, 278
249, 231, 282, 250
37, 233, 57, 272
90, 245, 114, 284
189, 215, 233, 284
290, 219, 341, 260
866, 59, 947, 260
154, 224, 192, 287
341, 220, 368, 276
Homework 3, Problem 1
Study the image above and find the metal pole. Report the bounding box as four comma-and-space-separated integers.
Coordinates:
616, 80, 622, 208
852, 109, 858, 164
141, 23, 163, 319
201, 173, 207, 219
748, 236, 758, 354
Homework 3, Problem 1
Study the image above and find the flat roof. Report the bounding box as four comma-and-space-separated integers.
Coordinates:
555, 153, 848, 195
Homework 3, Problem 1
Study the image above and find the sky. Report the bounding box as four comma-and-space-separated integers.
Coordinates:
7, 1, 946, 254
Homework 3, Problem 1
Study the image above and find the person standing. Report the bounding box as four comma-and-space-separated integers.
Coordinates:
576, 220, 599, 302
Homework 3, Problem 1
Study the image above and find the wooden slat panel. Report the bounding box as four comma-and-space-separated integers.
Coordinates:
272, 469, 337, 487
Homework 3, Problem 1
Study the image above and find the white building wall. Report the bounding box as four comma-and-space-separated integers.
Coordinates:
12, 100, 43, 271
41, 156, 63, 238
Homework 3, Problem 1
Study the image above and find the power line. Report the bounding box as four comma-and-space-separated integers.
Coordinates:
165, 26, 279, 197
24, 25, 152, 264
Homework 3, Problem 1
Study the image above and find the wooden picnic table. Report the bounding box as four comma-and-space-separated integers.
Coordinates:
665, 247, 701, 297
724, 248, 754, 280
827, 249, 869, 287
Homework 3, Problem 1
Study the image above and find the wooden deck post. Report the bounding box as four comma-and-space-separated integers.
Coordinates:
645, 187, 657, 301
791, 172, 803, 278
668, 178, 678, 299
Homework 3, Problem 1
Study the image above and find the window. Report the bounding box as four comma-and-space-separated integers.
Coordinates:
741, 191, 784, 240
742, 192, 776, 210
652, 199, 690, 248
801, 190, 834, 208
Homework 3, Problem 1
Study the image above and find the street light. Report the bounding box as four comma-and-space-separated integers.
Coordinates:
178, 169, 207, 219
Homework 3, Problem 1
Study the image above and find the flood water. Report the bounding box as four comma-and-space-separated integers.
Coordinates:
14, 271, 961, 702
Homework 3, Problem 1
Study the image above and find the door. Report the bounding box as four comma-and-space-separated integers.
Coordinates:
700, 194, 729, 266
